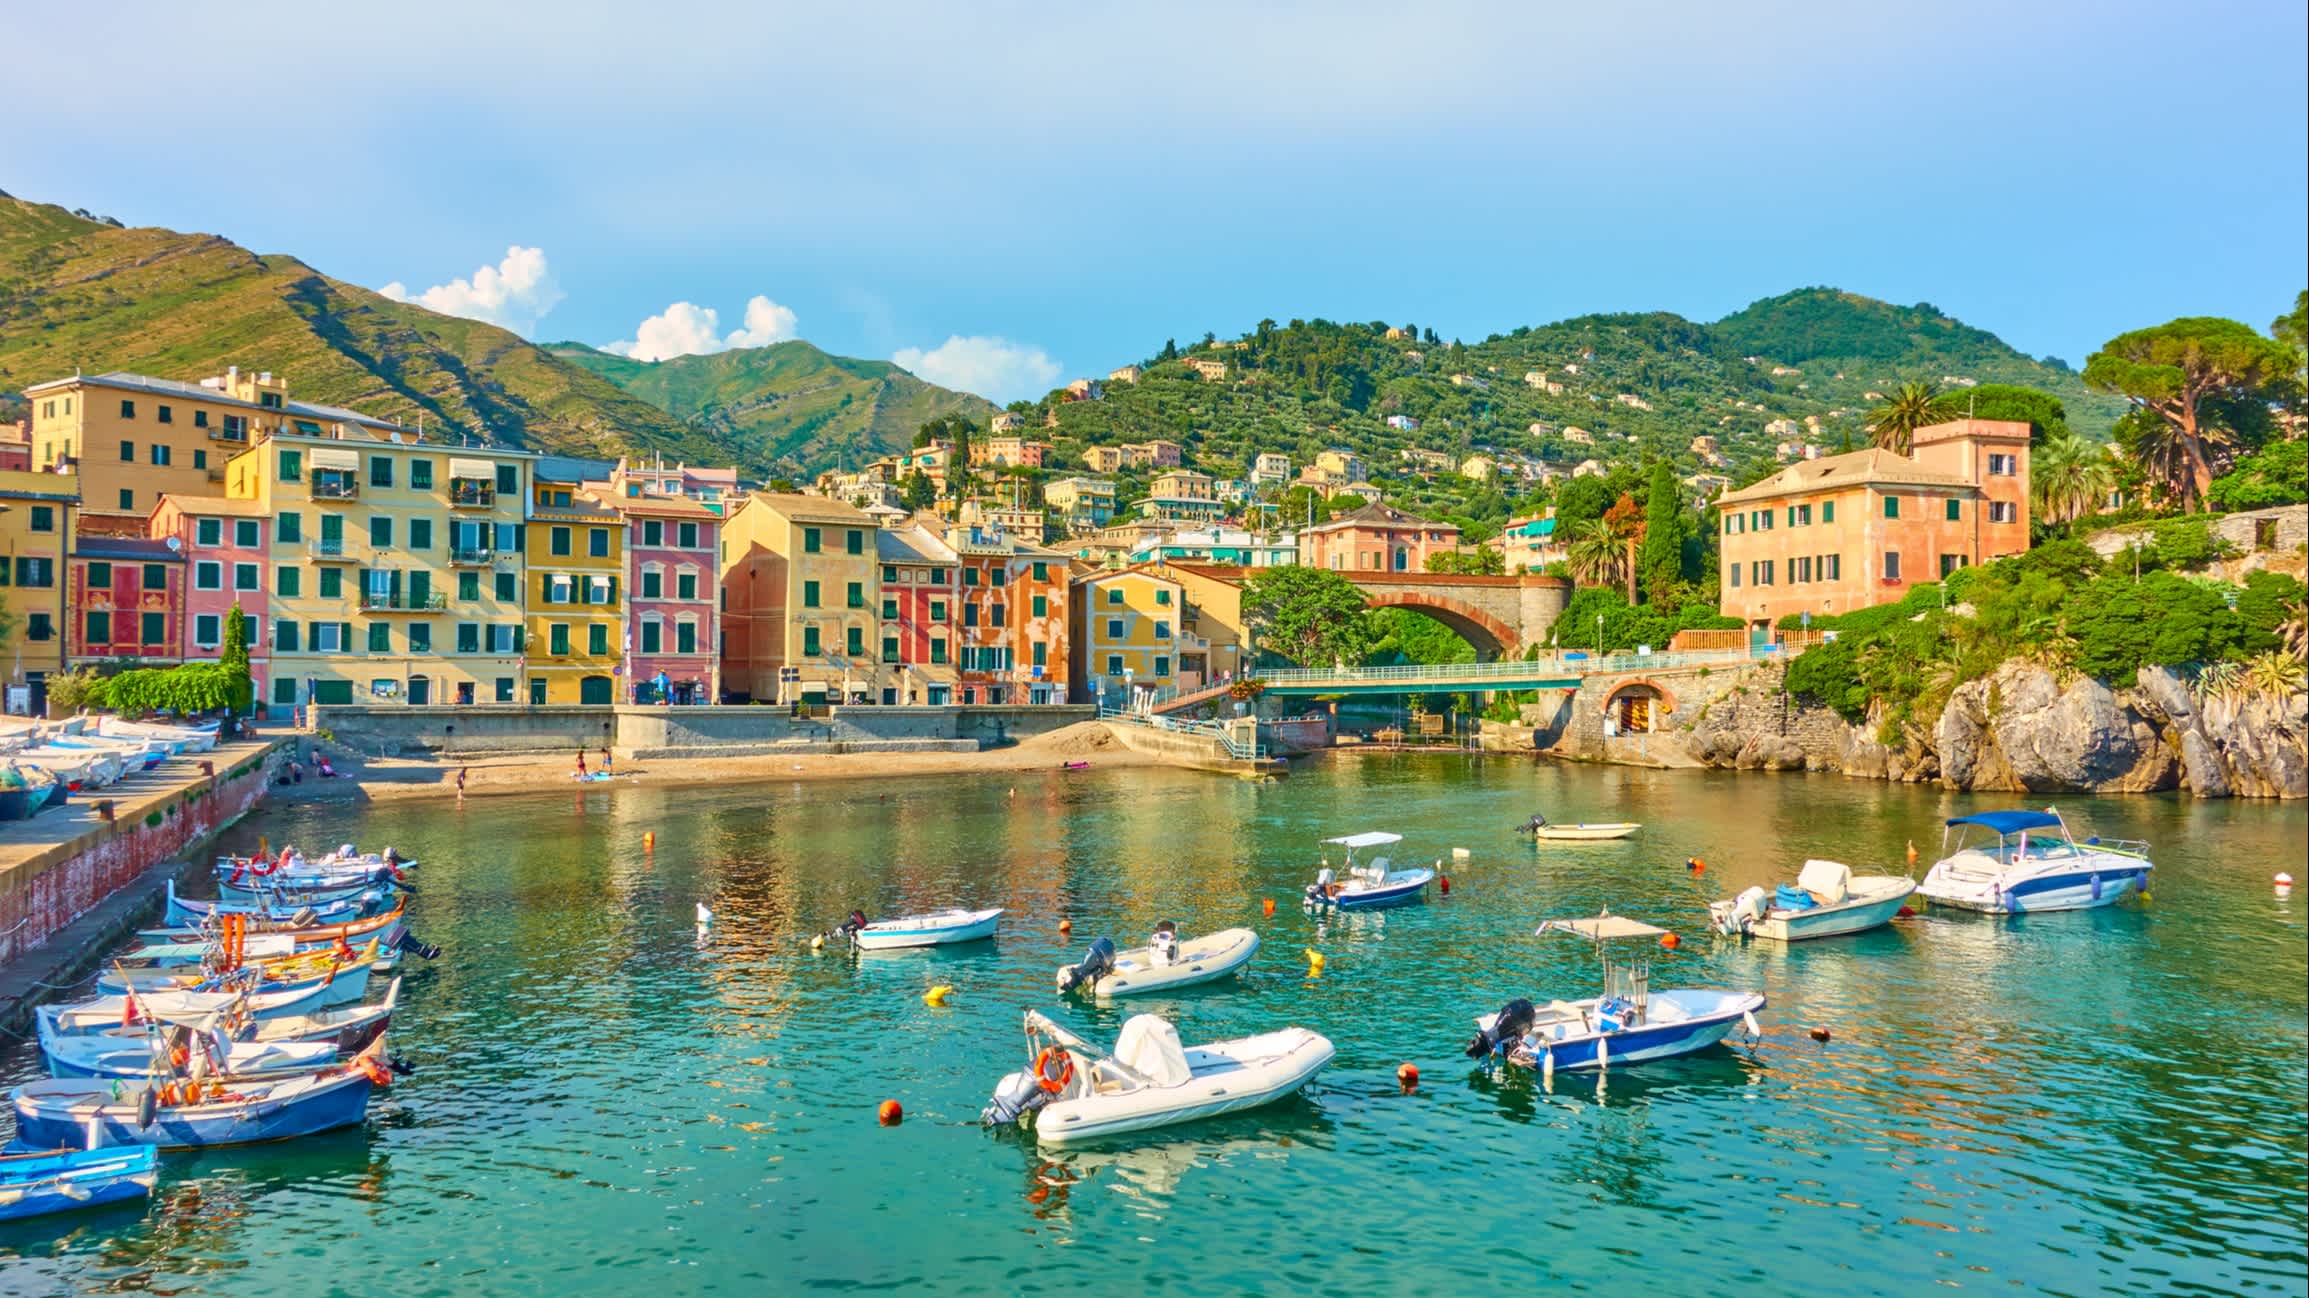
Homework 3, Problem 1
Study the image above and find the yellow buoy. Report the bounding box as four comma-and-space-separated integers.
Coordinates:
924, 985, 953, 1007
644, 831, 656, 851
809, 934, 826, 950
1303, 948, 1325, 978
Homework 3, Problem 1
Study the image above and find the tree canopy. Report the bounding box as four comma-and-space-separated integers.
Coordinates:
2084, 317, 2296, 511
1241, 567, 1376, 668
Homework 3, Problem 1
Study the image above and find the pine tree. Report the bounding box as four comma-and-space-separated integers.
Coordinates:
1637, 462, 1685, 603
220, 602, 253, 717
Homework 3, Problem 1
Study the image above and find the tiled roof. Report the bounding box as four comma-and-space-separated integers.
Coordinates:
741, 491, 875, 525
1716, 448, 1975, 506
155, 493, 270, 517
1309, 502, 1447, 531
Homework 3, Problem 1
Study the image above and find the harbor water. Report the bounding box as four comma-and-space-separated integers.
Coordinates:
4, 758, 2304, 1296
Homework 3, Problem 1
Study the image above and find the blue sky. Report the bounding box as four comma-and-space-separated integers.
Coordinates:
6, 0, 2304, 402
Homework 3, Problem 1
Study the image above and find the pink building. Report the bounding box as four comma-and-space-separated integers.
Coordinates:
148, 496, 270, 697
598, 490, 721, 703
1297, 502, 1462, 572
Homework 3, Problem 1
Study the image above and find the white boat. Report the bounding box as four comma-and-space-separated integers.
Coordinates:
1918, 810, 2152, 914
15, 747, 128, 787
1521, 820, 1642, 841
1055, 927, 1260, 998
1467, 915, 1764, 1075
836, 907, 1003, 950
982, 1010, 1333, 1146
1709, 859, 1916, 941
1303, 831, 1434, 910
97, 717, 217, 754
39, 979, 335, 1036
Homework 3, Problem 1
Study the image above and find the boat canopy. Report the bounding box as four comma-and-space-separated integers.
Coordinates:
1945, 810, 2061, 834
1535, 915, 1666, 940
1323, 832, 1403, 849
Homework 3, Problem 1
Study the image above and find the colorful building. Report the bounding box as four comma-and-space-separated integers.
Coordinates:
1070, 564, 1187, 706
523, 476, 626, 705
149, 495, 270, 702
26, 367, 415, 531
1715, 420, 2031, 628
1138, 469, 1227, 523
599, 488, 720, 703
226, 434, 533, 712
720, 493, 882, 704
68, 536, 185, 668
1045, 477, 1117, 534
948, 524, 1071, 705
1157, 563, 1253, 688
1297, 502, 1461, 572
0, 470, 78, 714
875, 523, 960, 704
1489, 514, 1564, 573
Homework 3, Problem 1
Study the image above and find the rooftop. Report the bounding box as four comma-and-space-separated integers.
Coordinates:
1307, 502, 1450, 532
25, 370, 416, 436
1715, 447, 1977, 506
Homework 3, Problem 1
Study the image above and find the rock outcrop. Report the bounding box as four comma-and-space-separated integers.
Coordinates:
2131, 666, 2308, 799
1935, 662, 2177, 794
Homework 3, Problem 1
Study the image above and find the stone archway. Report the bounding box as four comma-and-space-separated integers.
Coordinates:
1601, 678, 1677, 734
1361, 591, 1519, 660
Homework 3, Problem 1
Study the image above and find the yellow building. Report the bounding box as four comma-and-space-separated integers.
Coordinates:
226, 434, 533, 712
720, 493, 882, 704
27, 367, 415, 528
524, 477, 626, 704
1069, 563, 1186, 706
0, 470, 81, 713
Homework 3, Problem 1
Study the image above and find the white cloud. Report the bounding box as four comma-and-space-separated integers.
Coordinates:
891, 335, 1061, 402
604, 294, 800, 362
380, 245, 563, 335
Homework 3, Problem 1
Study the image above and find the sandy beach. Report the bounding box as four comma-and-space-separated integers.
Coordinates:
265, 720, 1161, 805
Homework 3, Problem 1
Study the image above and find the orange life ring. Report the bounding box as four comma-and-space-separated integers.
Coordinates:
355, 1055, 393, 1087
1033, 1046, 1073, 1094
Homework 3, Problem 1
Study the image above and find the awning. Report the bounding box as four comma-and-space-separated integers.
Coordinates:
309, 447, 360, 470
449, 457, 497, 480
292, 419, 325, 436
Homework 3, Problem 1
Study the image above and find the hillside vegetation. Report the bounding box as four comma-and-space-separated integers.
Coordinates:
549, 341, 993, 478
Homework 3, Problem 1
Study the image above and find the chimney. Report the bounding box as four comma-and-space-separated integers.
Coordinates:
227, 365, 239, 386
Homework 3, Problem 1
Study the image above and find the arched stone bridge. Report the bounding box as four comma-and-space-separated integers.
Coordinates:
1336, 571, 1573, 659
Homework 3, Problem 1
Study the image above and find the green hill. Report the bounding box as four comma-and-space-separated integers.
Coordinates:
0, 194, 735, 466
547, 341, 995, 479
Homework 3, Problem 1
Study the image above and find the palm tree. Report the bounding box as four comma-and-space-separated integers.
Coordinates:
1867, 381, 1953, 456
1566, 517, 1623, 591
2120, 412, 2236, 513
2030, 429, 2119, 527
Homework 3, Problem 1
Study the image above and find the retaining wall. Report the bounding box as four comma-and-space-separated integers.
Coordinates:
317, 703, 1097, 759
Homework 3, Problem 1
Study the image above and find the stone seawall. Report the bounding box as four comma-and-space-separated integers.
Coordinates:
0, 741, 287, 1019
318, 704, 1097, 759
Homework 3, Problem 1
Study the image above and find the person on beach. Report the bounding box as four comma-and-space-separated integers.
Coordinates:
455, 766, 468, 802
575, 748, 589, 779
601, 745, 613, 775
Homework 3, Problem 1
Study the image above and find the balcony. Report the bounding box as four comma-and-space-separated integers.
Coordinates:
359, 590, 450, 613
208, 423, 250, 444
311, 537, 358, 562
449, 481, 497, 509
449, 546, 498, 566
311, 476, 359, 502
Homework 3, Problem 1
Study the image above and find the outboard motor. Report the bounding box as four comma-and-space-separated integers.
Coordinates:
1055, 937, 1116, 992
395, 930, 443, 961
1465, 998, 1538, 1059
982, 1069, 1053, 1127
1304, 867, 1337, 906
1711, 886, 1769, 937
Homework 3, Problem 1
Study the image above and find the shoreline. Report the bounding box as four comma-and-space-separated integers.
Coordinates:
267, 720, 1168, 805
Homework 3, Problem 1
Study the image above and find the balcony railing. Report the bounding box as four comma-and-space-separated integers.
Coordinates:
449, 482, 496, 509
449, 546, 497, 566
311, 478, 359, 501
313, 537, 355, 559
359, 590, 450, 613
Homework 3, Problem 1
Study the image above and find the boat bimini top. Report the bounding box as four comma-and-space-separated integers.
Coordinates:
1944, 810, 2062, 835
1534, 914, 1668, 940
1322, 832, 1403, 850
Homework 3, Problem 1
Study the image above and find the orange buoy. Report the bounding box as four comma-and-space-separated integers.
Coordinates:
1058, 919, 1073, 935
878, 1099, 903, 1125
1686, 858, 1705, 875
1659, 932, 1681, 951
644, 832, 656, 851
1809, 1026, 1832, 1043
1396, 1062, 1419, 1091
1262, 898, 1276, 917
1438, 874, 1451, 895
1895, 905, 1916, 918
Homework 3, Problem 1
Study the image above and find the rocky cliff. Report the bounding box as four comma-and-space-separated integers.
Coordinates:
1655, 660, 2305, 799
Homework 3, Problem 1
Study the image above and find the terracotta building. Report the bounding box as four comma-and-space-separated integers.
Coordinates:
1296, 502, 1461, 573
1715, 419, 2031, 628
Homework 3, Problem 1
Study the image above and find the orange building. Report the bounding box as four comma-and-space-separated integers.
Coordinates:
1296, 502, 1460, 573
1716, 419, 2030, 628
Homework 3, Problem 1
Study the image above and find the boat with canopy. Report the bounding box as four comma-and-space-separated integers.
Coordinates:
1918, 809, 2152, 914
1303, 831, 1434, 910
1466, 914, 1764, 1077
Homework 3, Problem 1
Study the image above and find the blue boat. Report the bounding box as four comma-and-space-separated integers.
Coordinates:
11, 1044, 390, 1151
1466, 914, 1765, 1079
0, 1146, 159, 1221
162, 880, 374, 928
1919, 809, 2154, 914
1302, 831, 1435, 910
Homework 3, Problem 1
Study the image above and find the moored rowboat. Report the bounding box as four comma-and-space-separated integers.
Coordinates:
0, 1146, 159, 1221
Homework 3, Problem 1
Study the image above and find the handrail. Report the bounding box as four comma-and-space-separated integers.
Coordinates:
1255, 645, 1768, 686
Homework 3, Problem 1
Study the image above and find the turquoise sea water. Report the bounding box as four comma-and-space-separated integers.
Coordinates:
3, 757, 2304, 1296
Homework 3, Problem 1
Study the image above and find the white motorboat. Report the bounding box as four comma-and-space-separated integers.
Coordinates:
1918, 810, 2152, 914
1055, 927, 1259, 998
1303, 831, 1434, 910
982, 1010, 1332, 1146
1523, 821, 1641, 842
1709, 859, 1916, 941
97, 717, 217, 754
836, 907, 1003, 950
1466, 915, 1764, 1076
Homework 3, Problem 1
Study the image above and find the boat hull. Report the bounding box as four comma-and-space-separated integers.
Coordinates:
1033, 1030, 1333, 1147
42, 1036, 340, 1081
1529, 823, 1641, 841
1919, 862, 2150, 914
1084, 929, 1259, 998
1488, 990, 1764, 1073
0, 1147, 159, 1222
12, 1072, 376, 1151
1309, 869, 1434, 911
853, 908, 1003, 950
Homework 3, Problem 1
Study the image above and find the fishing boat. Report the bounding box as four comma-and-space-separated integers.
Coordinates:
1466, 914, 1764, 1076
0, 1146, 159, 1222
162, 880, 376, 928
1709, 859, 1916, 941
11, 1041, 393, 1151
1517, 818, 1642, 841
835, 907, 1003, 950
40, 979, 401, 1078
135, 896, 410, 955
97, 716, 218, 754
1303, 831, 1434, 910
981, 1010, 1333, 1146
40, 1026, 341, 1081
39, 978, 337, 1037
98, 937, 385, 1005
1055, 927, 1259, 998
1918, 810, 2153, 914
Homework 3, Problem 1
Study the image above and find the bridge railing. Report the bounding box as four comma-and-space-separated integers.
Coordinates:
1255, 644, 1775, 687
